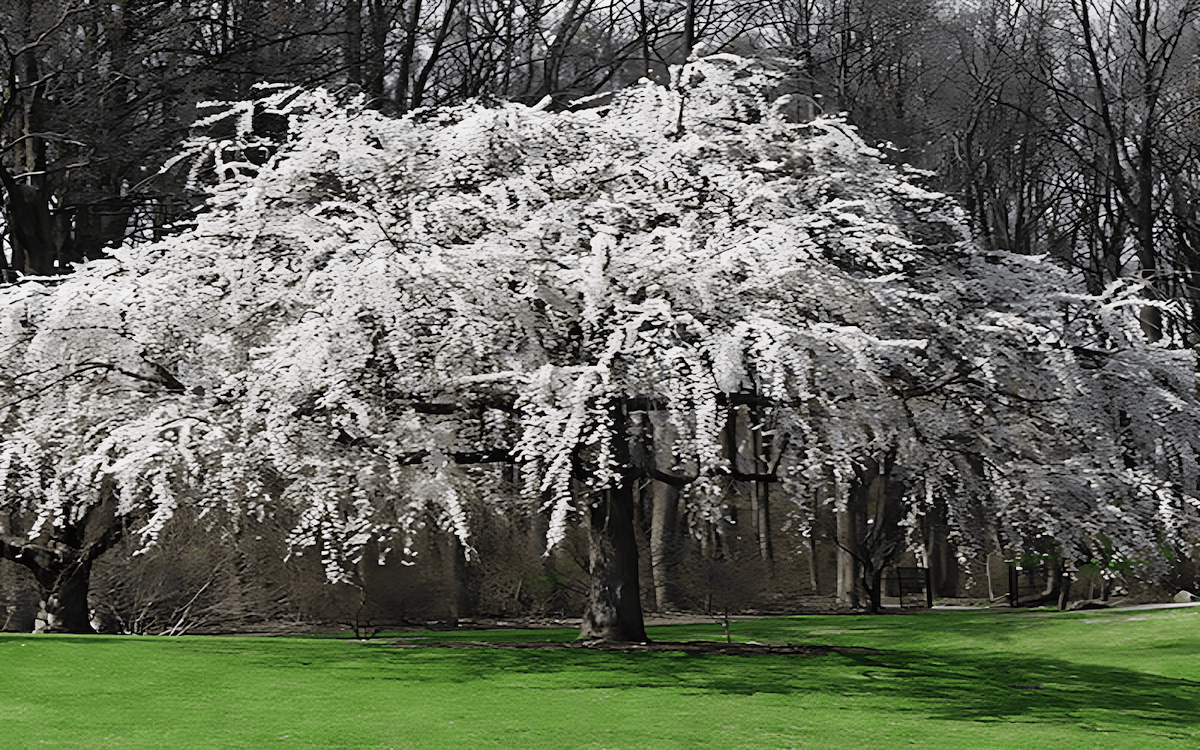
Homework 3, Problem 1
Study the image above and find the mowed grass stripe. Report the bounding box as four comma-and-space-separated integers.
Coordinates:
1, 608, 1196, 748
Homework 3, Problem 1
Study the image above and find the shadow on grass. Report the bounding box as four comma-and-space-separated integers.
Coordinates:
834, 648, 1198, 731
350, 639, 1199, 737
5, 613, 1195, 739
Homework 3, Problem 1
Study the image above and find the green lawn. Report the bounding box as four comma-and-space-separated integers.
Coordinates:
1, 607, 1197, 748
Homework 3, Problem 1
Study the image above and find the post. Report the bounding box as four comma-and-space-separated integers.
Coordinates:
1008, 564, 1019, 607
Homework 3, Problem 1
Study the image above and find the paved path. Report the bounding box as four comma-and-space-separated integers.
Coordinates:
933, 601, 1200, 612
1087, 601, 1200, 612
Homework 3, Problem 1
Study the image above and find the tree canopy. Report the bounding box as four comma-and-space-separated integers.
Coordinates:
2, 54, 1198, 634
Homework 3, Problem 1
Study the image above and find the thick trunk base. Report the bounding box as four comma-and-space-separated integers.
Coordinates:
580, 483, 649, 643
33, 560, 96, 634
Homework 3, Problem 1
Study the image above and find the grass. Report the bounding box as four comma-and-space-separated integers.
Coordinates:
1, 607, 1197, 748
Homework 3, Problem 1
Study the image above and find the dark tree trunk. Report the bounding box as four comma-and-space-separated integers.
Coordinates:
639, 0, 651, 80
345, 0, 363, 85
1, 41, 69, 278
580, 481, 648, 642
838, 453, 901, 613
395, 0, 423, 110
683, 0, 696, 57
0, 167, 69, 277
580, 402, 648, 643
537, 0, 586, 102
409, 0, 459, 111
863, 566, 883, 615
31, 559, 96, 633
366, 0, 390, 101
0, 234, 13, 283
0, 487, 123, 633
0, 540, 98, 634
1057, 568, 1072, 611
807, 521, 819, 593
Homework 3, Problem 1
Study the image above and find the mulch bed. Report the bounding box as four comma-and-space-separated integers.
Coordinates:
392, 639, 877, 656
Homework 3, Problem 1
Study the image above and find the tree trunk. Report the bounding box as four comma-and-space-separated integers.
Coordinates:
345, 0, 363, 85
580, 402, 648, 642
395, 0, 424, 110
580, 481, 648, 641
31, 559, 96, 634
1057, 568, 1072, 611
0, 486, 123, 633
863, 566, 882, 614
2, 40, 66, 278
835, 492, 860, 608
0, 166, 68, 277
855, 468, 885, 615
752, 480, 772, 565
638, 0, 651, 80
537, 0, 586, 102
924, 519, 958, 599
0, 538, 99, 634
0, 235, 13, 283
682, 0, 696, 57
648, 479, 678, 612
807, 525, 819, 593
366, 0, 391, 101
409, 0, 459, 111
748, 406, 772, 568
645, 411, 683, 613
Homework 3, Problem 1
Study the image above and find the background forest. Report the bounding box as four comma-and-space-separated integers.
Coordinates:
1, 0, 1199, 635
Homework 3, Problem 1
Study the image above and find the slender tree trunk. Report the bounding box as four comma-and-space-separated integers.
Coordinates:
0, 237, 12, 282
345, 0, 363, 85
985, 551, 996, 601
807, 520, 819, 593
642, 410, 684, 613
854, 469, 883, 615
749, 406, 772, 568
410, 0, 459, 110
398, 0, 426, 108
537, 0, 586, 101
1008, 563, 1019, 607
639, 0, 651, 80
682, 0, 696, 58
835, 492, 859, 608
1041, 561, 1058, 599
3, 31, 61, 277
579, 402, 648, 642
754, 481, 772, 565
864, 567, 882, 614
1057, 566, 1072, 611
648, 479, 678, 612
366, 0, 389, 100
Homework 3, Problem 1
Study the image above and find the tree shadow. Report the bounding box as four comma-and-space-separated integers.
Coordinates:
363, 639, 1199, 738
